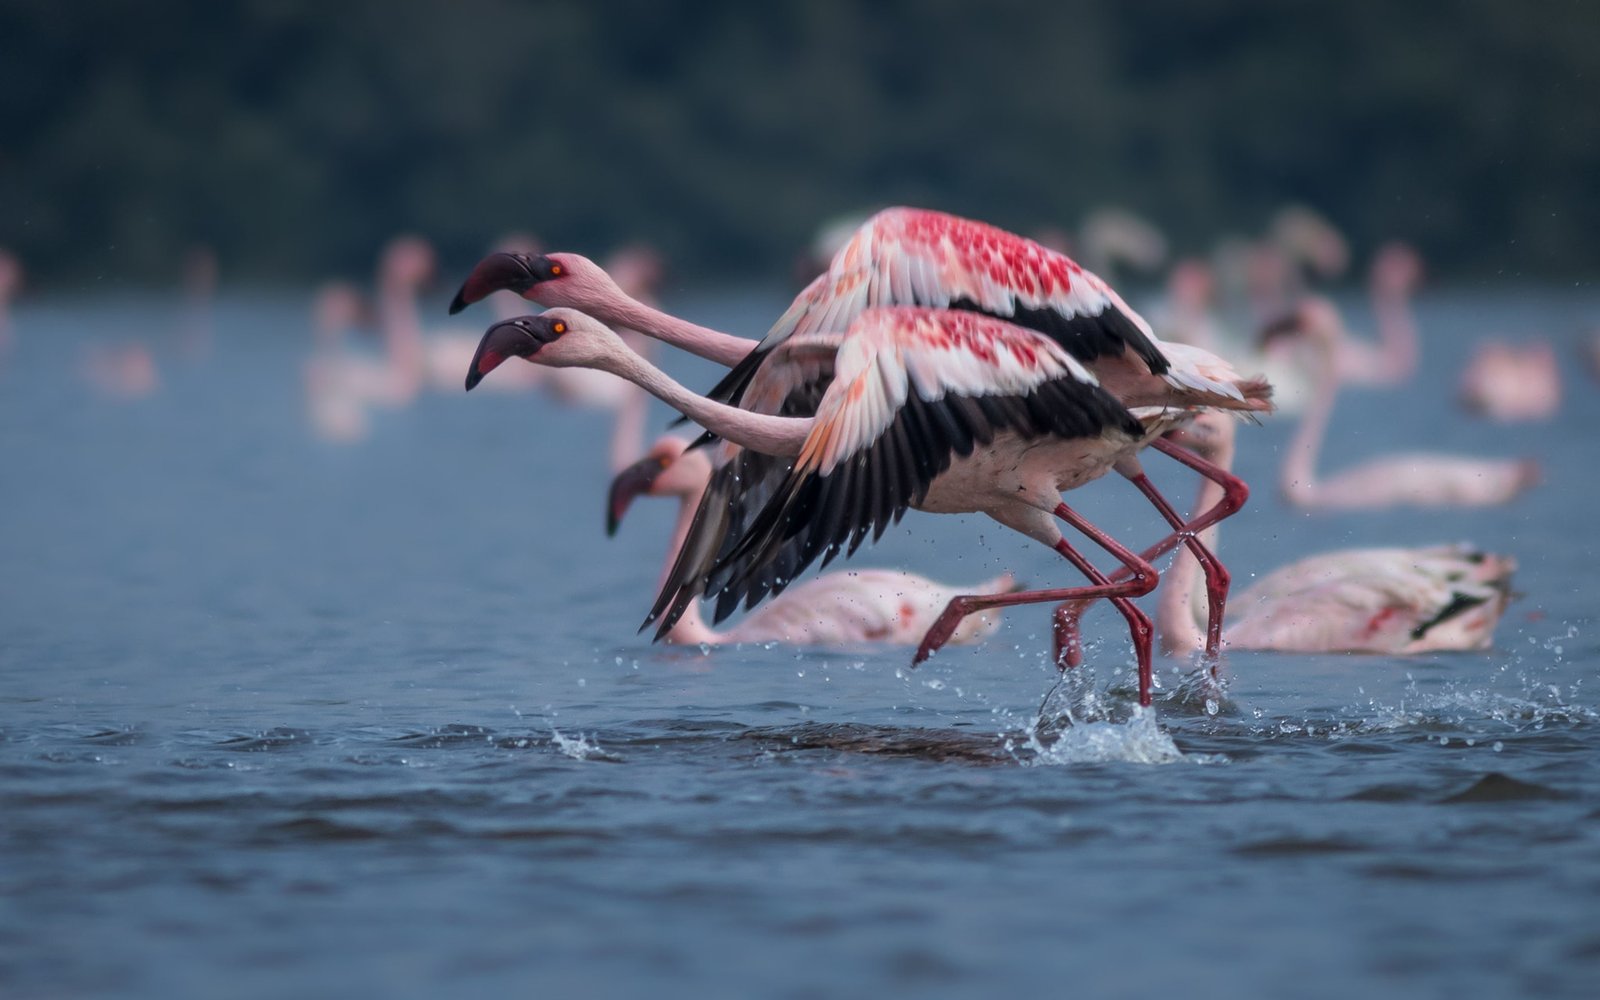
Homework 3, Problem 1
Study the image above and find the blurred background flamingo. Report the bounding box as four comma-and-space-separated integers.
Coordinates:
1458, 338, 1562, 421
0, 248, 20, 368
1268, 297, 1539, 509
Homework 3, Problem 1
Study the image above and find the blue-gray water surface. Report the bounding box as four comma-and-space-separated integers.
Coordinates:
2, 287, 1598, 999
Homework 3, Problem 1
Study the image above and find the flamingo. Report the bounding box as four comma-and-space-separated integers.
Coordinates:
1054, 412, 1519, 661
1158, 414, 1517, 654
607, 436, 1015, 647
304, 282, 385, 442
177, 245, 218, 359
1267, 298, 1539, 510
485, 239, 659, 471
1588, 330, 1600, 382
0, 247, 20, 365
366, 235, 541, 398
300, 245, 446, 442
80, 342, 160, 400
1240, 241, 1422, 416
1337, 241, 1423, 387
1458, 339, 1561, 422
449, 207, 1266, 662
1078, 206, 1168, 284
1268, 205, 1350, 286
466, 306, 1269, 707
1150, 258, 1226, 352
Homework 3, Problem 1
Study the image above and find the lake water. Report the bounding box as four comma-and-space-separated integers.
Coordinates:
2, 287, 1598, 999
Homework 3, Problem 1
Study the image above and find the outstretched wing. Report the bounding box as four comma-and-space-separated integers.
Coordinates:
642, 333, 840, 636
699, 207, 1168, 412
651, 308, 1143, 637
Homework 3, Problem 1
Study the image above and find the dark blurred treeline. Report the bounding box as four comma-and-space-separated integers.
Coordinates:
2, 0, 1597, 287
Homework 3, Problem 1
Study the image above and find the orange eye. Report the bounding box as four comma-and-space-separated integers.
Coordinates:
552, 321, 567, 334
549, 264, 563, 276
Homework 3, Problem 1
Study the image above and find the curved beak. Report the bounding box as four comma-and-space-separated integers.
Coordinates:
465, 320, 526, 391
606, 454, 669, 536
450, 253, 537, 315
1257, 311, 1303, 348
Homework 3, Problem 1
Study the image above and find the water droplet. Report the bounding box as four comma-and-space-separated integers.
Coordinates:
1493, 741, 1504, 752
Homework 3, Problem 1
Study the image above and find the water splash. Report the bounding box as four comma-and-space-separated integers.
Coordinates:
1022, 707, 1194, 766
549, 728, 615, 762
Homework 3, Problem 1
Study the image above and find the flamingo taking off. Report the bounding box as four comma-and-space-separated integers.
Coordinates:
1458, 339, 1561, 422
1266, 298, 1539, 510
466, 306, 1269, 706
450, 207, 1268, 663
608, 436, 1015, 647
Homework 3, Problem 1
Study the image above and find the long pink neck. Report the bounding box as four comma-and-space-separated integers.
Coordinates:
590, 289, 754, 369
607, 381, 649, 473
592, 344, 811, 457
1281, 342, 1339, 504
1157, 431, 1232, 655
1370, 286, 1418, 383
378, 277, 425, 393
656, 471, 720, 646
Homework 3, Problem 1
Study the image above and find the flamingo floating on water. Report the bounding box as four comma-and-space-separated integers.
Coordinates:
1055, 412, 1519, 661
451, 207, 1267, 663
1267, 298, 1539, 510
1160, 414, 1517, 653
608, 436, 1015, 647
1458, 339, 1561, 422
466, 306, 1268, 706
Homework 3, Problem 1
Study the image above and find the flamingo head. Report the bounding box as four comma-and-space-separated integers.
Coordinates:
1370, 241, 1423, 297
465, 308, 613, 391
0, 249, 25, 299
1258, 296, 1342, 351
605, 437, 715, 535
449, 251, 608, 314
381, 236, 436, 289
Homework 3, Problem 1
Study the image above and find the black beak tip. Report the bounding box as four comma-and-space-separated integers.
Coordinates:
448, 289, 470, 315
605, 513, 620, 537
464, 368, 482, 392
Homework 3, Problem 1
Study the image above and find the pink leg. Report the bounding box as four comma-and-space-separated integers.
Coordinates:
913, 505, 1157, 705
1055, 438, 1250, 668
1052, 502, 1158, 706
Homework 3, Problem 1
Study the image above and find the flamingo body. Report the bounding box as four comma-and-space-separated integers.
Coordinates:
1458, 340, 1561, 422
1285, 452, 1541, 510
711, 569, 1013, 646
1221, 545, 1516, 654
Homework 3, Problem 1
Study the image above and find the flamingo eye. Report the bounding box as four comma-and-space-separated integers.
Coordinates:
549, 263, 564, 276
552, 321, 567, 335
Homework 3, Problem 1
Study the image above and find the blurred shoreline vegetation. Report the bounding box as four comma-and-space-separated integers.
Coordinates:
1, 0, 1596, 289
